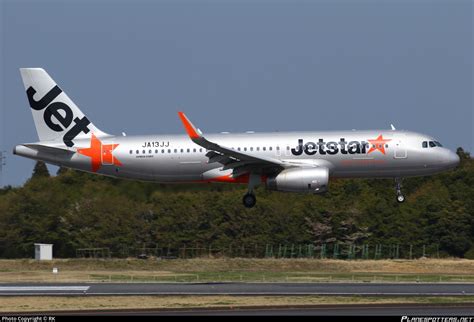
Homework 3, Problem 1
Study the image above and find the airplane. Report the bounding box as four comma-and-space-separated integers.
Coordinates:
14, 68, 460, 208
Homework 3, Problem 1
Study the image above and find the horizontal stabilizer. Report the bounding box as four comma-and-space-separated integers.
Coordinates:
21, 144, 75, 155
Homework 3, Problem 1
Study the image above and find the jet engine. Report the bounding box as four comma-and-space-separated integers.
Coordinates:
266, 167, 329, 193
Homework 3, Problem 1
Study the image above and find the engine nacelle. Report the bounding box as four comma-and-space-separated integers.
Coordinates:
266, 167, 329, 193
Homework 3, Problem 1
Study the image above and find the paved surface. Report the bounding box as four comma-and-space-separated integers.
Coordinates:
112, 305, 474, 316
0, 282, 473, 296
14, 305, 474, 316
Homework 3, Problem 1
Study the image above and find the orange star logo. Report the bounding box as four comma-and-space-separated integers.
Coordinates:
77, 133, 122, 172
367, 134, 391, 155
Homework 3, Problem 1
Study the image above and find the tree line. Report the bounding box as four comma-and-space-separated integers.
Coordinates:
0, 148, 472, 259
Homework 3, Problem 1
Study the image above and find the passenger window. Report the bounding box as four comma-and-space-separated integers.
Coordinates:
136, 150, 139, 154
161, 149, 165, 153
142, 150, 146, 154
238, 147, 241, 151
276, 146, 280, 151
199, 148, 202, 152
168, 149, 171, 153
149, 150, 152, 154
129, 150, 133, 154
250, 147, 253, 151
263, 147, 266, 151
269, 147, 273, 151
422, 141, 428, 148
187, 148, 190, 153
244, 147, 247, 151
193, 148, 196, 152
429, 141, 436, 148
155, 149, 158, 153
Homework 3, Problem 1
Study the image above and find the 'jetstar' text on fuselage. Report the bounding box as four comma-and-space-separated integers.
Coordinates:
291, 138, 370, 156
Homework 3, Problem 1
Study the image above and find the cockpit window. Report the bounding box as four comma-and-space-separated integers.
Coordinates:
423, 140, 443, 148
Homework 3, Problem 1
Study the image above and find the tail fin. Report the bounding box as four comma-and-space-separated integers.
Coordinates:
19, 68, 109, 147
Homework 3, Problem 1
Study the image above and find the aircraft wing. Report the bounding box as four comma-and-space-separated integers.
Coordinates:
178, 112, 285, 177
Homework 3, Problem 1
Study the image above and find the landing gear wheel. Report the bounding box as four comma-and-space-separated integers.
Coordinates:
243, 193, 257, 208
396, 194, 405, 203
395, 178, 405, 203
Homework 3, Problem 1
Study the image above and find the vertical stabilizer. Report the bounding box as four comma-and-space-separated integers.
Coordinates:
20, 68, 109, 147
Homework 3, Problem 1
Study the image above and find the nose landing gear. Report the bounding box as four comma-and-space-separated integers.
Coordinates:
395, 178, 405, 203
396, 194, 405, 203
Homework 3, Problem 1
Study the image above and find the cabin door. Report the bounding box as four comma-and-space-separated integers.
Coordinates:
393, 135, 407, 159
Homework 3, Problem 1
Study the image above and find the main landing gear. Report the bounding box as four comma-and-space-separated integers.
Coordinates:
242, 173, 261, 208
243, 193, 257, 208
395, 178, 405, 203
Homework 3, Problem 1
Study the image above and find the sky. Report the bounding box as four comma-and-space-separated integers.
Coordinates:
0, 0, 472, 187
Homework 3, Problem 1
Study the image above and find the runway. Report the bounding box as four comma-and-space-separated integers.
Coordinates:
4, 304, 474, 316
80, 305, 474, 316
0, 282, 473, 296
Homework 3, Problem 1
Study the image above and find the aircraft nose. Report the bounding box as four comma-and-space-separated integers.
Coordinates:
444, 150, 460, 168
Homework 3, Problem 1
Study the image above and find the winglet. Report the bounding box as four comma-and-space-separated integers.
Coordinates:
178, 112, 202, 139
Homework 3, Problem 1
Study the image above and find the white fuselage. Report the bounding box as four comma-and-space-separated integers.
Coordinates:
15, 129, 459, 183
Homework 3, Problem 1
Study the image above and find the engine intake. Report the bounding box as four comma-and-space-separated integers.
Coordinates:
266, 167, 329, 193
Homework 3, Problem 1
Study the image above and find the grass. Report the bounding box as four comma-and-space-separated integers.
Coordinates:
2, 295, 474, 313
86, 272, 474, 283
0, 258, 473, 283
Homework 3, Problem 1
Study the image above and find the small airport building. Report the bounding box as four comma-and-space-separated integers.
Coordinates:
34, 243, 53, 260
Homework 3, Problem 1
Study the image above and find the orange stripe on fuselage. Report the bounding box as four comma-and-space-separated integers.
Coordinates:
207, 174, 250, 183
193, 174, 268, 184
